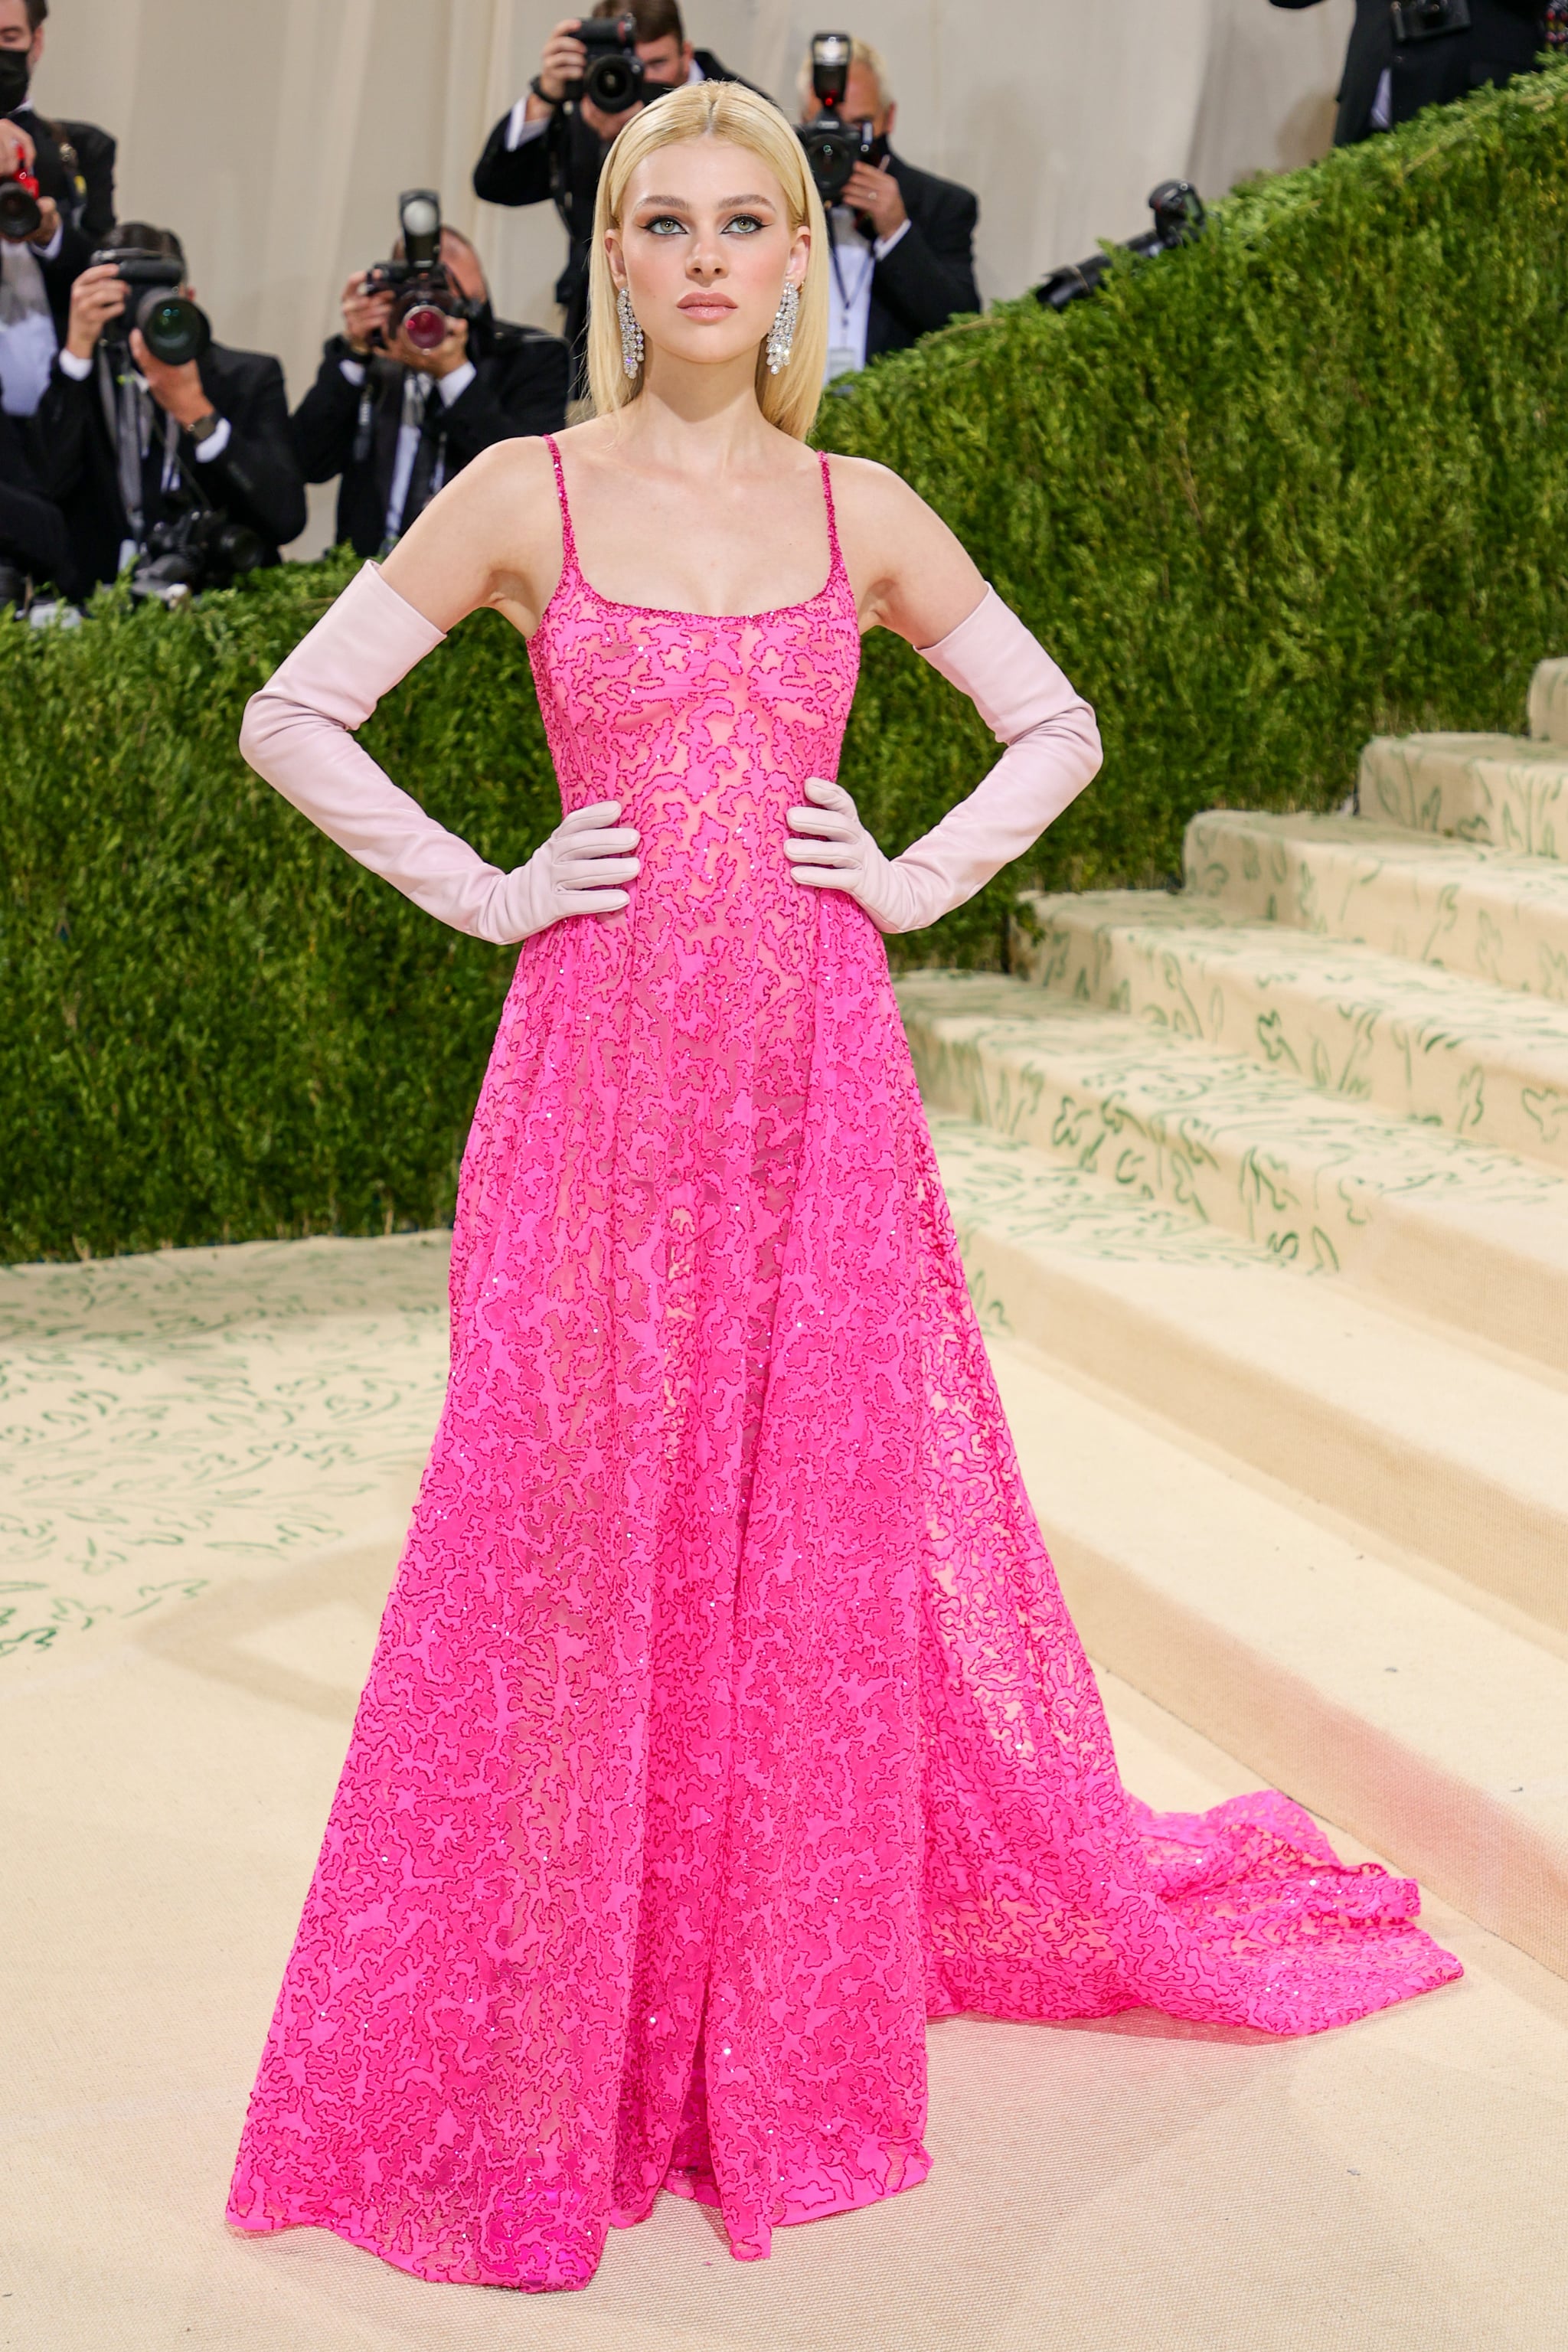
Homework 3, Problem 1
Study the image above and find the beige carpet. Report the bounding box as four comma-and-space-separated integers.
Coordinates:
4, 1236, 1565, 2349
8, 1627, 1563, 2352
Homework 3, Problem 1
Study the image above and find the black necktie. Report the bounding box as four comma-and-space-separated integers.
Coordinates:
402, 381, 439, 531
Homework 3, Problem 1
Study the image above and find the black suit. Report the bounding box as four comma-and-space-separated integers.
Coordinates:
32, 338, 308, 590
7, 104, 116, 237
1269, 0, 1547, 144
861, 152, 980, 363
473, 51, 750, 388
0, 406, 73, 590
291, 308, 570, 557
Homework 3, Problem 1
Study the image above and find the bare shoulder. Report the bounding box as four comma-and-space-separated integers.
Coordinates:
380, 435, 563, 633
822, 451, 983, 645
822, 450, 930, 533
449, 432, 559, 516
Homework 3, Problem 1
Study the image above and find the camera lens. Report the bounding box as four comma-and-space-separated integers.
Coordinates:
584, 51, 643, 113
399, 300, 449, 352
0, 179, 41, 242
135, 289, 211, 367
802, 122, 856, 201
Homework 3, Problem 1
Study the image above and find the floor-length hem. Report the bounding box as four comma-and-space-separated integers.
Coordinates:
227, 444, 1462, 2296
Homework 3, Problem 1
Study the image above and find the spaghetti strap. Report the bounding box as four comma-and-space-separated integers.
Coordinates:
817, 449, 844, 577
543, 433, 578, 570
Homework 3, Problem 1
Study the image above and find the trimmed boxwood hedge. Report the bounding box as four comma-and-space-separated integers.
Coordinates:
8, 67, 1568, 1262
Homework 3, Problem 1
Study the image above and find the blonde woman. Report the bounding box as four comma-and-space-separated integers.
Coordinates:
227, 83, 1458, 2293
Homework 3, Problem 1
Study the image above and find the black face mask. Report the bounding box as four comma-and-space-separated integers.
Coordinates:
0, 51, 31, 115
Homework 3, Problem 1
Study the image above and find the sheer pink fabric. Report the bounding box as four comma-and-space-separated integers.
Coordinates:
227, 443, 1460, 2291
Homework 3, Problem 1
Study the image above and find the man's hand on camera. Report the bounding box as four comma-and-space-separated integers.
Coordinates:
64, 261, 128, 361
0, 118, 33, 179
129, 333, 213, 430
842, 159, 906, 242
0, 121, 57, 250
385, 313, 470, 379
341, 272, 394, 356
528, 18, 586, 113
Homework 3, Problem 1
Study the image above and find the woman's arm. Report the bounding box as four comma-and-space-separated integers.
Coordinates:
240, 443, 636, 939
787, 459, 1102, 933
377, 434, 562, 635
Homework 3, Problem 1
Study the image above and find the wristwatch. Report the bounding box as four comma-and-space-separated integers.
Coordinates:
528, 76, 561, 105
187, 410, 222, 445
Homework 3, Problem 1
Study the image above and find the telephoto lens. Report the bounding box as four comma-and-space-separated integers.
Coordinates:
91, 249, 212, 365
798, 32, 862, 202
0, 165, 41, 243
570, 13, 648, 114
392, 191, 448, 349
135, 286, 211, 366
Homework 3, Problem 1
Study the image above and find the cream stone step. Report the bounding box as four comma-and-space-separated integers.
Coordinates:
926, 1115, 1568, 1632
988, 1329, 1568, 1980
1359, 732, 1568, 857
1527, 655, 1568, 746
897, 975, 1568, 1375
1182, 809, 1568, 1001
1011, 890, 1568, 1171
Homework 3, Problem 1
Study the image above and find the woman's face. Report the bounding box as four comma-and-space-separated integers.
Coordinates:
607, 137, 808, 377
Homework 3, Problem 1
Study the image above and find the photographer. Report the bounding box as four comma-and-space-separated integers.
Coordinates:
0, 114, 87, 429
797, 38, 978, 381
33, 220, 306, 592
472, 0, 751, 392
291, 221, 568, 557
0, 0, 115, 236
1268, 0, 1547, 143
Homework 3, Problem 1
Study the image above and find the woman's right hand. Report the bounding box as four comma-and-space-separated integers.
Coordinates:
498, 799, 640, 940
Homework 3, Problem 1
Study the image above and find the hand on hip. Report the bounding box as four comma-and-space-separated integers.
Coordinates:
499, 800, 640, 940
785, 776, 915, 934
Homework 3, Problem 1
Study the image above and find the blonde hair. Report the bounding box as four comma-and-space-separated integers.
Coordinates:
586, 82, 828, 442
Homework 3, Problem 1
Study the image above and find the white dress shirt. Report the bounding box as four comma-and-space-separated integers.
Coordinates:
824, 204, 909, 384
338, 353, 477, 541
57, 339, 234, 470
0, 220, 61, 417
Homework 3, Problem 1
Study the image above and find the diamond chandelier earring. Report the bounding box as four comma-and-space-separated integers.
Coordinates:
766, 279, 799, 376
618, 286, 644, 377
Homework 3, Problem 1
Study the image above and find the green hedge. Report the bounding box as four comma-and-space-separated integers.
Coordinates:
8, 67, 1568, 1262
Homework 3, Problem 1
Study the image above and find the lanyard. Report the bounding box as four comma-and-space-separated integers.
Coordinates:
828, 224, 875, 334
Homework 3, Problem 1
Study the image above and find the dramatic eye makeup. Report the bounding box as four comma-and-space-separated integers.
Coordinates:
631, 194, 777, 237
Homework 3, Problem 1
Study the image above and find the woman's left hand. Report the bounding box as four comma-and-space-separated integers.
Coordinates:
785, 776, 915, 933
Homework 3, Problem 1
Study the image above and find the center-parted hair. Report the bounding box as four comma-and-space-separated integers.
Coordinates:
586, 82, 829, 441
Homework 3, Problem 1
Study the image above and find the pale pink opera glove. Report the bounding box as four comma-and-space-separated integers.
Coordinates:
239, 562, 639, 942
783, 586, 1102, 933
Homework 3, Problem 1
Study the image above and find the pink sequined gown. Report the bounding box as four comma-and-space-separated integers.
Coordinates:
227, 442, 1460, 2290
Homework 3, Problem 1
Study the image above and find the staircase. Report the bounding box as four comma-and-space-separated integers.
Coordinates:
897, 668, 1568, 1981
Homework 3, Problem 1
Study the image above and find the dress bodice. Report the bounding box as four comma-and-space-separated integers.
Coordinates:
526, 437, 862, 935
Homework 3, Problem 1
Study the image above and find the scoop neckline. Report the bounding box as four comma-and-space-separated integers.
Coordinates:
541, 557, 848, 633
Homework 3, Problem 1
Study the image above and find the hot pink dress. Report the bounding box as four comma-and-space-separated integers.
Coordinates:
227, 442, 1460, 2290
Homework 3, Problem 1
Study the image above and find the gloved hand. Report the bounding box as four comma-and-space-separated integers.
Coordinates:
782, 589, 1102, 936
784, 776, 919, 934
495, 800, 641, 937
240, 562, 640, 945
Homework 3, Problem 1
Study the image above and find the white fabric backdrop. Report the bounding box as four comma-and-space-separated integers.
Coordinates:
29, 0, 1354, 553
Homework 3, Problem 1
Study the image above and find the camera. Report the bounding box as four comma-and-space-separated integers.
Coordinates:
797, 31, 884, 203
565, 13, 655, 115
360, 189, 478, 357
1390, 0, 1471, 40
1034, 181, 1207, 312
0, 160, 41, 243
91, 248, 212, 367
128, 501, 266, 608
